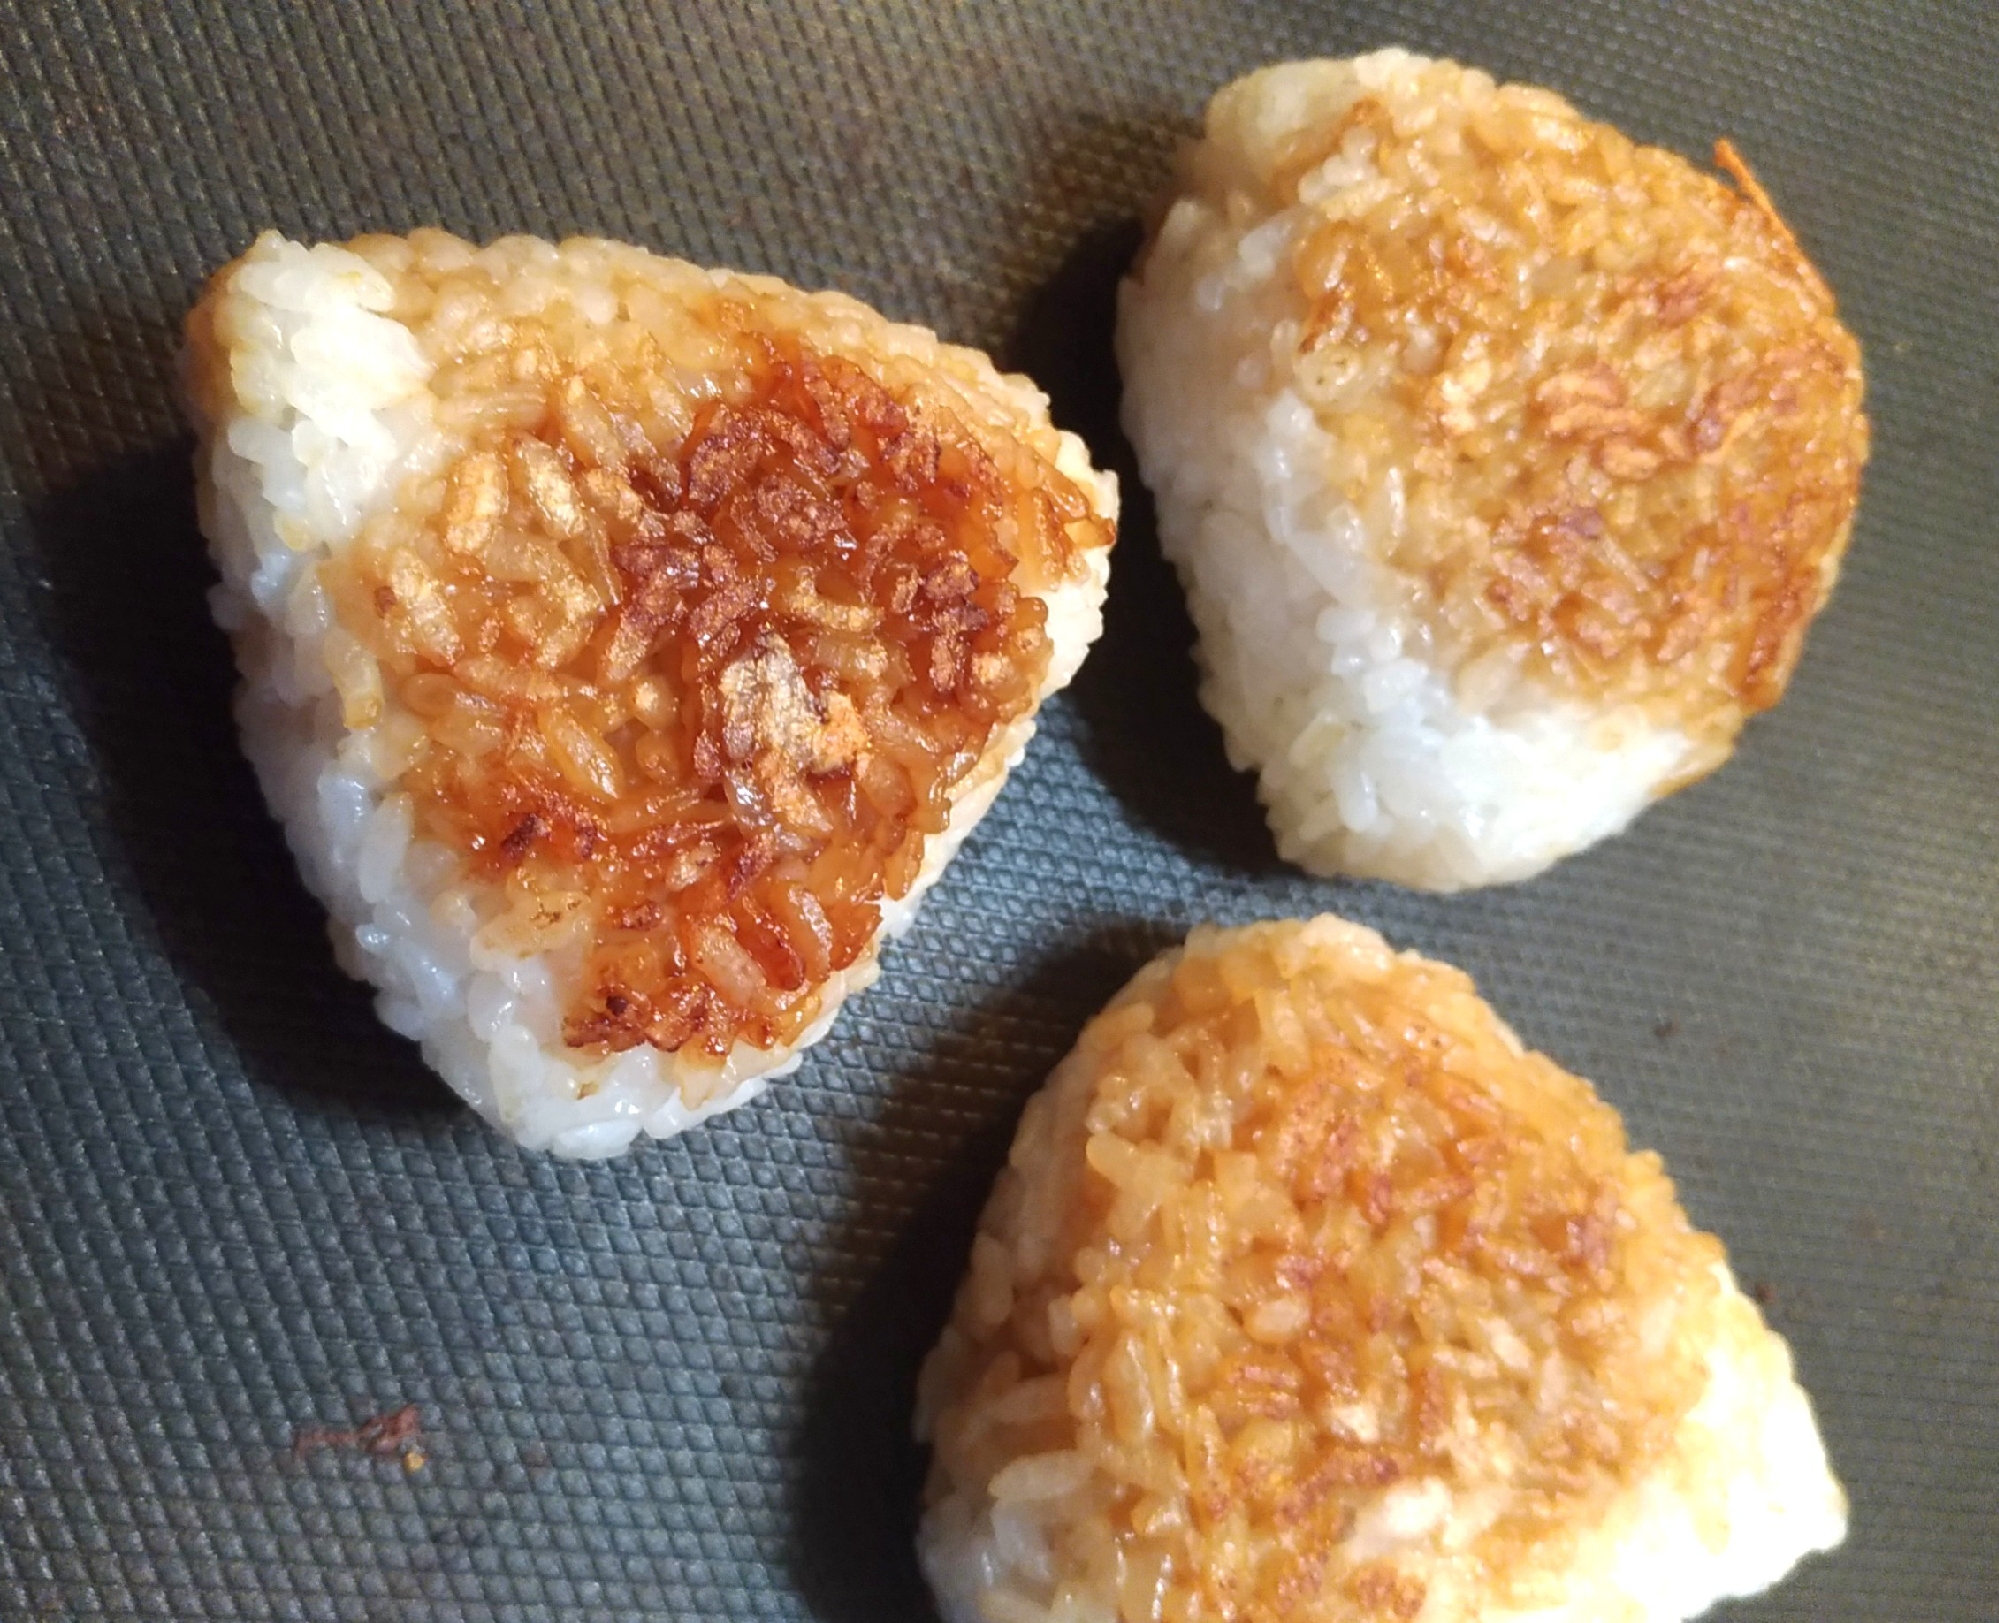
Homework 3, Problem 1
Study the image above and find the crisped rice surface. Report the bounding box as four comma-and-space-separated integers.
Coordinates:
321, 237, 1111, 1059
1272, 61, 1867, 745
922, 918, 1725, 1622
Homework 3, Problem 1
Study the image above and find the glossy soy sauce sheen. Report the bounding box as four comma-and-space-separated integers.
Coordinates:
319, 257, 1108, 1060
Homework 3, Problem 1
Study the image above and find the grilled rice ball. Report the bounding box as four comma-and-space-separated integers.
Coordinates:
917, 917, 1844, 1623
1117, 51, 1868, 890
184, 230, 1115, 1156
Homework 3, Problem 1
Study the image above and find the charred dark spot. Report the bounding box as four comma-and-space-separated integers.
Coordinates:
499, 812, 545, 864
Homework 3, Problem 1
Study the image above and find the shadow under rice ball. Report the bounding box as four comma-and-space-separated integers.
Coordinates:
183, 231, 1116, 1156
1117, 50, 1869, 890
915, 918, 1844, 1623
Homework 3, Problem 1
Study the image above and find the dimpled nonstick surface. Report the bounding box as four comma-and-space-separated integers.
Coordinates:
1, 3, 1993, 1618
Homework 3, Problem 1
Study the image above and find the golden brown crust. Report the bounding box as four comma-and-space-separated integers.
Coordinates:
1284, 78, 1867, 743
925, 919, 1725, 1621
321, 274, 1112, 1061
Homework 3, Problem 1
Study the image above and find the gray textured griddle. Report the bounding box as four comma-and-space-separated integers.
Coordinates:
1, 3, 1993, 1617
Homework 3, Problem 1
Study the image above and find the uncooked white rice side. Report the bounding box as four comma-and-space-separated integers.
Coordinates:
191, 232, 1108, 1156
1116, 51, 1700, 891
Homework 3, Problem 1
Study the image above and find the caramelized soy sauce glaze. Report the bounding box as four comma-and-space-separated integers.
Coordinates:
333, 320, 1107, 1058
1284, 73, 1867, 739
